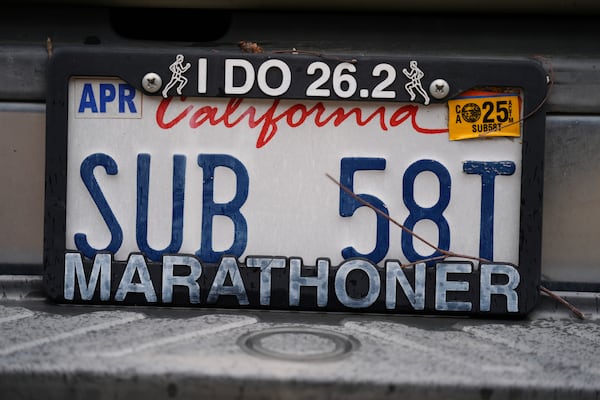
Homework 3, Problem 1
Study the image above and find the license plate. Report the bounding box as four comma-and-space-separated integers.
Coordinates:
44, 48, 547, 316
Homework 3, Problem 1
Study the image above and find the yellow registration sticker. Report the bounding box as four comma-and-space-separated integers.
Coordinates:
448, 91, 521, 140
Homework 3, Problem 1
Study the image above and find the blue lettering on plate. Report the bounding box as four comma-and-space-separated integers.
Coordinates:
463, 161, 516, 261
75, 153, 123, 258
99, 83, 116, 112
118, 84, 137, 113
77, 82, 138, 114
339, 157, 389, 263
196, 154, 249, 263
136, 154, 186, 262
402, 159, 451, 264
78, 83, 98, 113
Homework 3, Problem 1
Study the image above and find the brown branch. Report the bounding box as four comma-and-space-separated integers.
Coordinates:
539, 285, 585, 320
400, 255, 447, 268
46, 37, 53, 58
479, 57, 553, 136
327, 173, 586, 319
326, 173, 490, 266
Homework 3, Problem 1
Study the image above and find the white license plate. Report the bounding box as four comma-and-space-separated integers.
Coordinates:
44, 49, 547, 316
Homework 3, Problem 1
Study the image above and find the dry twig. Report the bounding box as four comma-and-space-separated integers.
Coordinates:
539, 285, 585, 320
480, 56, 553, 136
326, 173, 586, 319
46, 37, 53, 58
238, 41, 263, 53
325, 173, 489, 267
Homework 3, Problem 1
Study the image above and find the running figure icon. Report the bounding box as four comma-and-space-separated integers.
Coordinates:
162, 54, 191, 98
402, 60, 430, 105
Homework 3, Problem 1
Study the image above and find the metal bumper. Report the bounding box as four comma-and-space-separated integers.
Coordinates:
1, 276, 599, 399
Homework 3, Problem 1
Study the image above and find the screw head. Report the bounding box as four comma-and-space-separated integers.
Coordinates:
142, 73, 162, 93
429, 79, 450, 99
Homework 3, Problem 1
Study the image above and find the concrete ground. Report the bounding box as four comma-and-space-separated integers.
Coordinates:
0, 275, 599, 399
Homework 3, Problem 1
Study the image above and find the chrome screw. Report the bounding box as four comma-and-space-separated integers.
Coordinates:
429, 79, 450, 99
142, 73, 162, 93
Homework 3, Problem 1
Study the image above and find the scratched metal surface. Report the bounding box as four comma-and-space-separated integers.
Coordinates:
0, 276, 599, 399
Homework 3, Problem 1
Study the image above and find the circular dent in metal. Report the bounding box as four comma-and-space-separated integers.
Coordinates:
238, 327, 359, 362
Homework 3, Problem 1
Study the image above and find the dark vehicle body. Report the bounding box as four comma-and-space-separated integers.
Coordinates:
0, 1, 599, 399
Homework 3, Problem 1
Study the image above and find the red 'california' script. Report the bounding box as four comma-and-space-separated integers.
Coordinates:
156, 97, 448, 149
